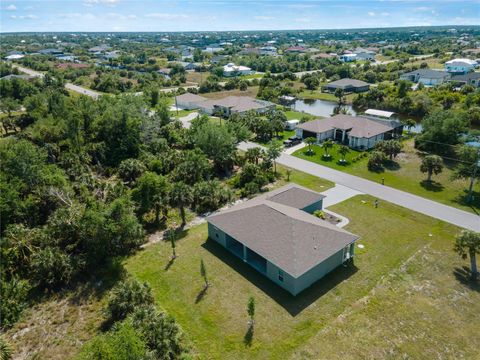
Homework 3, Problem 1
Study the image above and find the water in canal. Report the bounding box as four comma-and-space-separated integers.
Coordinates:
293, 99, 357, 118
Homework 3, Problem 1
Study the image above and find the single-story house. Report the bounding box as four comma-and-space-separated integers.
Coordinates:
56, 63, 89, 69
449, 72, 480, 87
445, 58, 478, 74
4, 53, 25, 60
285, 46, 307, 53
38, 48, 64, 55
175, 93, 208, 110
323, 78, 370, 93
207, 184, 359, 296
354, 48, 376, 61
88, 45, 110, 53
399, 69, 451, 86
196, 96, 275, 116
286, 119, 300, 130
157, 68, 172, 79
363, 109, 403, 131
339, 54, 357, 62
296, 114, 401, 150
223, 63, 253, 77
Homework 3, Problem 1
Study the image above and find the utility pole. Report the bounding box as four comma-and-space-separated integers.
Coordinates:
467, 152, 480, 203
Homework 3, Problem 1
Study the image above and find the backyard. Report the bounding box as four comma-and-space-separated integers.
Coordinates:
293, 139, 480, 214
125, 191, 478, 359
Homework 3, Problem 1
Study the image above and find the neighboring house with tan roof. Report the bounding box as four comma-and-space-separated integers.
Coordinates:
207, 184, 359, 295
175, 93, 208, 109
296, 114, 402, 150
178, 95, 275, 116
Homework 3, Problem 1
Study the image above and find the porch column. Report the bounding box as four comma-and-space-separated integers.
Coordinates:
242, 245, 247, 261
342, 130, 346, 142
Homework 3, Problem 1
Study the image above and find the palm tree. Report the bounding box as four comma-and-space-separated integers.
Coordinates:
245, 147, 263, 165
454, 230, 480, 279
200, 259, 209, 288
322, 139, 334, 158
304, 137, 316, 155
247, 296, 255, 326
169, 182, 193, 226
420, 155, 443, 182
338, 145, 350, 163
266, 140, 283, 174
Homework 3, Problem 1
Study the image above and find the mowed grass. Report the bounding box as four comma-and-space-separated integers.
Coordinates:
125, 191, 478, 359
293, 139, 480, 214
298, 90, 356, 104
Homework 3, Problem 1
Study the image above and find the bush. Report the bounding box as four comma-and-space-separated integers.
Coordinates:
0, 276, 30, 329
313, 210, 326, 220
77, 320, 148, 360
132, 305, 189, 360
31, 247, 74, 290
105, 278, 154, 324
367, 151, 386, 171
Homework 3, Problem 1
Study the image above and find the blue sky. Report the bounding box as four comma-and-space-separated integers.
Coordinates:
1, 0, 479, 32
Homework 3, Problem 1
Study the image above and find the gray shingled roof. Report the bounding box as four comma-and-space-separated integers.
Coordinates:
451, 72, 480, 82
207, 184, 358, 278
326, 78, 370, 88
401, 69, 450, 79
176, 93, 207, 103
298, 114, 394, 138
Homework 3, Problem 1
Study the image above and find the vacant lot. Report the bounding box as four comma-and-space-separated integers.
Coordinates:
125, 191, 478, 359
293, 139, 480, 214
201, 86, 259, 99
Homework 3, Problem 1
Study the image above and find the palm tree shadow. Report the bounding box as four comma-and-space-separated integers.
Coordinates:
453, 266, 480, 292
420, 180, 444, 192
165, 257, 175, 271
195, 285, 208, 303
243, 323, 254, 347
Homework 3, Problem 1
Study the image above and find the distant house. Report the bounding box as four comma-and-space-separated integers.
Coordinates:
323, 78, 370, 93
260, 46, 277, 56
296, 114, 402, 150
4, 54, 24, 60
176, 61, 201, 71
449, 72, 480, 88
445, 59, 478, 74
223, 63, 253, 77
88, 44, 110, 53
207, 183, 359, 296
354, 48, 376, 61
399, 69, 451, 86
38, 48, 64, 55
339, 54, 357, 62
210, 55, 227, 64
285, 46, 307, 53
157, 68, 172, 79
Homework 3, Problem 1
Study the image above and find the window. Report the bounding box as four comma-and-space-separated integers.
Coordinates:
278, 270, 284, 282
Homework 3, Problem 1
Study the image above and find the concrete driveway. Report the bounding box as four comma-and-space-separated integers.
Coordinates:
238, 141, 480, 231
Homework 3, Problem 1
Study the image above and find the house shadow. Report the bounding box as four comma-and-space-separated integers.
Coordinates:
420, 180, 444, 192
202, 238, 358, 316
453, 266, 480, 292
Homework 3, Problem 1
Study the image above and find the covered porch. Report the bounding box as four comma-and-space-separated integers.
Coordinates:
225, 234, 267, 274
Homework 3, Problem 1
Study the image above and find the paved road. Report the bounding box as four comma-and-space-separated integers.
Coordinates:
238, 141, 480, 231
65, 83, 101, 99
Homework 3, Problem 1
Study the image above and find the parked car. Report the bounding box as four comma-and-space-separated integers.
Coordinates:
283, 137, 301, 147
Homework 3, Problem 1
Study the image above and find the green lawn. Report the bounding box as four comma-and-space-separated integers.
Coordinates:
293, 140, 480, 214
298, 90, 356, 104
125, 192, 478, 359
283, 110, 316, 121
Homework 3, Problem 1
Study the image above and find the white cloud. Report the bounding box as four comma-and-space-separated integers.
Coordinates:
58, 12, 96, 20
6, 4, 17, 11
368, 12, 376, 16
254, 16, 275, 20
10, 14, 38, 20
381, 12, 390, 16
83, 0, 118, 7
287, 4, 315, 9
145, 13, 188, 19
294, 17, 311, 23
413, 6, 431, 12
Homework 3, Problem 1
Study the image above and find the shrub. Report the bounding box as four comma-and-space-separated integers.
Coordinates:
0, 276, 30, 329
31, 247, 74, 290
132, 305, 189, 360
368, 151, 386, 171
105, 278, 154, 324
313, 210, 326, 220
